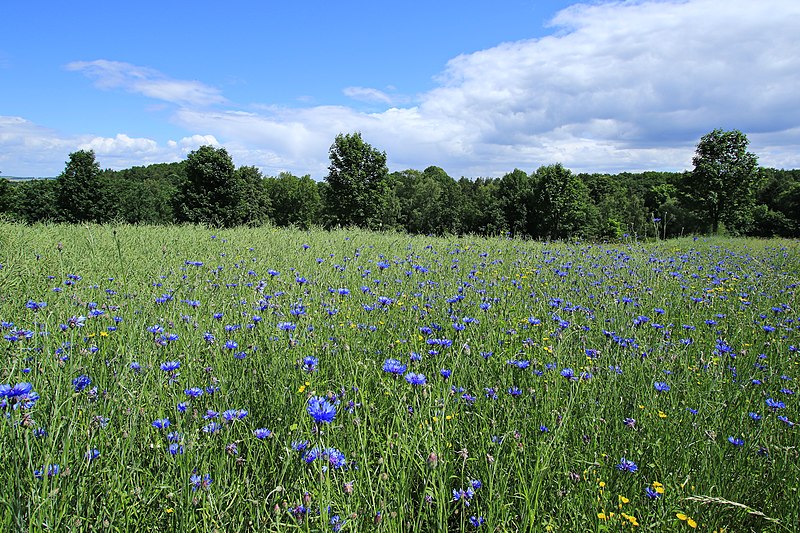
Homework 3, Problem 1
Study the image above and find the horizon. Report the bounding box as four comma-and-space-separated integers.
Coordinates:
2, 0, 799, 180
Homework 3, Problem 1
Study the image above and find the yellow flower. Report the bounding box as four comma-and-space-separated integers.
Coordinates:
599, 481, 606, 488
598, 512, 608, 520
99, 331, 108, 337
687, 518, 697, 528
619, 495, 630, 504
677, 513, 688, 521
658, 410, 667, 418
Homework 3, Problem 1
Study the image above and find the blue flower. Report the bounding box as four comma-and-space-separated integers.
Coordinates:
653, 381, 671, 392
616, 457, 638, 473
152, 418, 171, 429
72, 375, 92, 392
190, 473, 212, 491
766, 398, 786, 410
727, 436, 744, 447
160, 361, 180, 372
253, 428, 272, 439
644, 486, 661, 499
169, 443, 184, 455
382, 358, 407, 375
307, 396, 336, 424
405, 372, 427, 386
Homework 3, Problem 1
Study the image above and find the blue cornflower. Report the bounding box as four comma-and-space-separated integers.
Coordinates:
190, 473, 212, 491
160, 361, 180, 372
307, 396, 336, 424
469, 516, 486, 527
560, 368, 576, 381
302, 356, 318, 372
440, 369, 452, 379
169, 443, 184, 455
184, 387, 203, 398
727, 436, 745, 447
645, 486, 661, 499
382, 358, 407, 375
749, 412, 762, 421
766, 398, 786, 409
616, 457, 638, 473
84, 449, 100, 462
405, 372, 427, 386
152, 418, 171, 429
253, 428, 272, 439
224, 340, 238, 350
508, 386, 522, 396
653, 381, 671, 392
202, 421, 222, 434
73, 374, 92, 392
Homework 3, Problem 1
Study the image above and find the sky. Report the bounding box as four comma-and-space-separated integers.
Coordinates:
2, 0, 799, 179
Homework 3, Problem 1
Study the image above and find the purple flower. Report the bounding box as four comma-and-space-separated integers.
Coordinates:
405, 372, 427, 386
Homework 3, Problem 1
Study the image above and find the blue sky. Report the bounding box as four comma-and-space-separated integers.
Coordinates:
2, 0, 799, 178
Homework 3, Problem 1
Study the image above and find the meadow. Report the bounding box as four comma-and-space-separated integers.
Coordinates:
0, 223, 797, 532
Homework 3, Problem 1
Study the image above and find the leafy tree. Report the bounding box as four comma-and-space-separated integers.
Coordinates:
0, 177, 15, 217
686, 129, 759, 234
498, 169, 534, 236
14, 179, 60, 223
531, 164, 591, 239
231, 166, 271, 226
324, 132, 393, 230
458, 177, 506, 235
56, 149, 104, 223
391, 166, 462, 235
263, 172, 322, 229
174, 145, 246, 227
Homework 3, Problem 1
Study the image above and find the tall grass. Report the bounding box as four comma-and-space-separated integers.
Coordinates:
0, 222, 797, 531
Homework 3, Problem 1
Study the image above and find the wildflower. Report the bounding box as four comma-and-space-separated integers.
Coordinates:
169, 443, 184, 455
727, 436, 744, 447
190, 473, 212, 491
645, 486, 661, 499
382, 358, 407, 375
253, 428, 272, 439
452, 487, 475, 506
152, 418, 171, 429
469, 516, 486, 527
405, 372, 427, 386
653, 381, 670, 392
184, 387, 203, 398
160, 361, 180, 373
676, 512, 697, 528
616, 457, 638, 473
34, 464, 60, 479
766, 398, 786, 410
302, 356, 318, 372
85, 449, 100, 462
202, 421, 222, 434
307, 396, 336, 424
623, 417, 636, 428
73, 375, 92, 392
440, 369, 452, 379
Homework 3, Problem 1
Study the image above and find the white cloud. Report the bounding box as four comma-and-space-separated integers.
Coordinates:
7, 1, 800, 178
66, 60, 226, 106
343, 86, 394, 105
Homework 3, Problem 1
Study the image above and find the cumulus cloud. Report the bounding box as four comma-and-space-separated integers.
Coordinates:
165, 0, 800, 176
66, 60, 227, 106
7, 0, 800, 177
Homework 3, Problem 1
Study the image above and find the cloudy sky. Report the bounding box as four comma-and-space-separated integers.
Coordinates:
2, 0, 799, 178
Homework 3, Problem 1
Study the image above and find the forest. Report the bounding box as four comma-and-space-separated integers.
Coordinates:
1, 129, 798, 239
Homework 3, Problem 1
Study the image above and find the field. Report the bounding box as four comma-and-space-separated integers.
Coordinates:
0, 223, 798, 532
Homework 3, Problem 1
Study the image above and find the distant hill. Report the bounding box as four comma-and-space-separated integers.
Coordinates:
2, 176, 56, 181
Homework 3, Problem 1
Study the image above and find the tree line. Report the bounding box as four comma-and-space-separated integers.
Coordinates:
1, 129, 798, 238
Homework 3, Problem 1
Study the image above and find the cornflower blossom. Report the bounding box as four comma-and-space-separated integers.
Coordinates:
73, 375, 92, 392
653, 382, 671, 392
405, 372, 427, 386
382, 358, 407, 375
307, 396, 336, 424
727, 436, 745, 447
616, 458, 638, 473
253, 428, 272, 439
152, 418, 170, 429
190, 473, 212, 491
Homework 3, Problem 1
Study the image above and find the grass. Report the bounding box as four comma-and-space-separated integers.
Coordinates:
0, 222, 798, 532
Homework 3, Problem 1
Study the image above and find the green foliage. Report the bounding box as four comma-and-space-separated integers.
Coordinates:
13, 179, 60, 223
324, 132, 393, 230
391, 166, 463, 235
264, 172, 323, 229
56, 149, 104, 223
685, 129, 760, 234
532, 163, 592, 239
498, 168, 534, 236
174, 145, 268, 227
